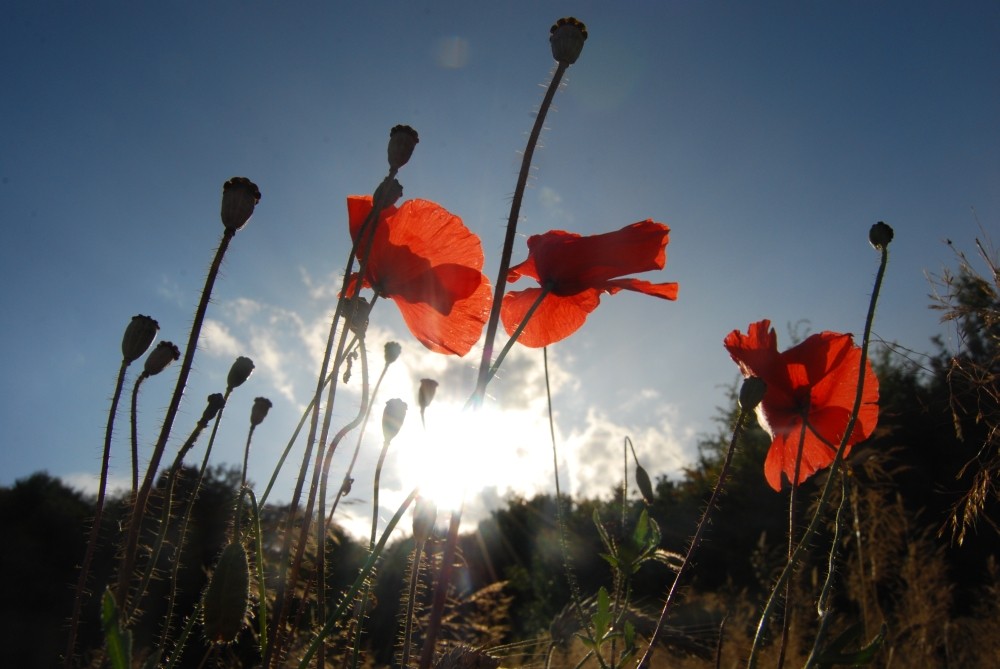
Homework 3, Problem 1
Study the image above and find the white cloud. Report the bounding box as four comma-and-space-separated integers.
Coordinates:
201, 319, 243, 357
61, 471, 131, 499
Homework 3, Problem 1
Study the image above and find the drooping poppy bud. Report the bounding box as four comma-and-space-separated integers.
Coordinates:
384, 341, 402, 365
634, 462, 655, 506
227, 356, 255, 391
418, 379, 438, 426
549, 17, 587, 65
382, 398, 408, 443
387, 124, 419, 170
122, 314, 159, 364
869, 221, 894, 251
200, 393, 227, 427
412, 495, 437, 544
738, 376, 768, 412
373, 177, 403, 210
220, 177, 261, 232
144, 341, 180, 377
250, 397, 272, 427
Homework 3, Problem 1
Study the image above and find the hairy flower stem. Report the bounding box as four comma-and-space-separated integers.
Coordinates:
473, 62, 568, 405
65, 358, 129, 666
324, 343, 384, 529
297, 489, 420, 669
746, 245, 889, 668
318, 338, 369, 669
269, 359, 369, 666
118, 227, 236, 608
637, 405, 754, 668
158, 393, 229, 644
130, 373, 148, 495
400, 537, 427, 669
419, 503, 463, 669
267, 176, 394, 667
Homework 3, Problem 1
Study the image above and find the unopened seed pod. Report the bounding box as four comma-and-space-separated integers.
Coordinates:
382, 398, 407, 443
144, 341, 180, 377
227, 356, 255, 391
122, 314, 159, 364
220, 177, 260, 231
387, 125, 419, 171
549, 17, 588, 65
202, 542, 250, 644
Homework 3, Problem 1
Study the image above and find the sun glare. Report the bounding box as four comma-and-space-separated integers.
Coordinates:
394, 400, 552, 513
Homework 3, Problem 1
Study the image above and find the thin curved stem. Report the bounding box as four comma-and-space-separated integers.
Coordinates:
130, 373, 148, 496
65, 358, 129, 666
296, 488, 420, 669
119, 227, 235, 607
474, 62, 569, 405
636, 405, 754, 668
746, 245, 889, 667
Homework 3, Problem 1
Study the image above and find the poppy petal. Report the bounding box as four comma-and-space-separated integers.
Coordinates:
528, 221, 670, 293
602, 277, 679, 300
393, 279, 493, 356
501, 288, 601, 348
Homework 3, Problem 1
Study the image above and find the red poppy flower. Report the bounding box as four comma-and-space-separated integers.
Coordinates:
500, 220, 679, 347
346, 196, 492, 356
724, 320, 880, 491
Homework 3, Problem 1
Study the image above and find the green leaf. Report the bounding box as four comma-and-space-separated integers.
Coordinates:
633, 509, 650, 545
101, 588, 132, 669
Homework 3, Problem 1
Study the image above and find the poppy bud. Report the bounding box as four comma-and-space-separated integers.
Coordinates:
382, 398, 408, 443
635, 462, 655, 506
738, 376, 767, 411
549, 17, 587, 65
122, 315, 159, 364
227, 356, 255, 391
418, 379, 439, 426
387, 124, 419, 170
250, 397, 272, 426
200, 393, 227, 426
869, 221, 894, 251
220, 177, 261, 231
412, 495, 437, 544
373, 177, 404, 210
342, 296, 371, 337
384, 341, 402, 365
144, 341, 180, 377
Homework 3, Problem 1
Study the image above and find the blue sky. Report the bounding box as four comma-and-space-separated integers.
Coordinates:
2, 2, 998, 533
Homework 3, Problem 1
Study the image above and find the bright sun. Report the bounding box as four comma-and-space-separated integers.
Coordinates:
393, 400, 552, 513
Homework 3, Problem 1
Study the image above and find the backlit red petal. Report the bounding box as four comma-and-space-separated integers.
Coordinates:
603, 277, 679, 300
526, 221, 671, 293
393, 279, 492, 356
501, 288, 600, 348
